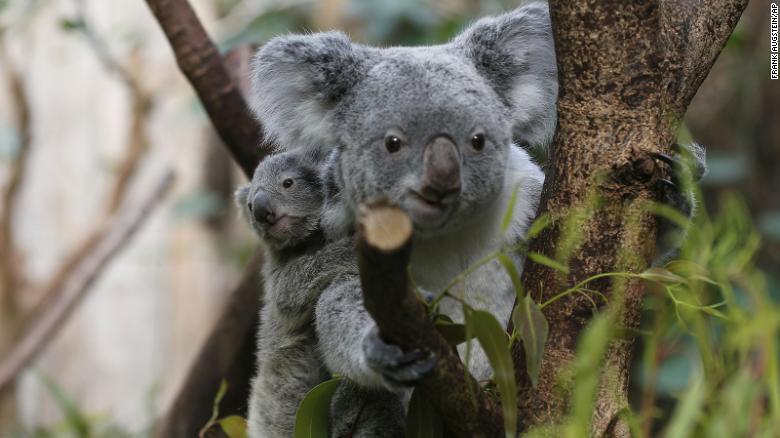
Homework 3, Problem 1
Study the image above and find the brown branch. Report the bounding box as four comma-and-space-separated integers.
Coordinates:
143, 0, 270, 177
0, 170, 176, 392
70, 2, 155, 213
660, 0, 750, 116
356, 201, 503, 438
0, 42, 33, 315
24, 23, 156, 327
154, 251, 263, 438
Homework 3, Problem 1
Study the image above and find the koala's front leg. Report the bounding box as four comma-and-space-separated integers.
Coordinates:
315, 276, 437, 391
362, 326, 437, 388
651, 142, 707, 263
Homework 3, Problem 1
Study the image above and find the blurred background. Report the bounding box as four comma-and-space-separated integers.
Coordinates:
0, 0, 776, 435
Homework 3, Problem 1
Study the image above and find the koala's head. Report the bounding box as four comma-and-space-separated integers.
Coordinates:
250, 2, 556, 236
236, 151, 324, 250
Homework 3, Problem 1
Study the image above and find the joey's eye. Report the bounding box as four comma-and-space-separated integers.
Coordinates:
385, 135, 402, 153
471, 133, 486, 151
282, 178, 294, 189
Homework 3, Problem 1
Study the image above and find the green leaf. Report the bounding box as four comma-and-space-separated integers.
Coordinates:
566, 315, 611, 436
405, 389, 444, 438
464, 309, 517, 438
512, 296, 549, 387
665, 375, 705, 438
528, 252, 570, 274
38, 373, 91, 437
501, 183, 520, 234
497, 253, 524, 301
638, 267, 685, 285
435, 321, 470, 346
294, 377, 343, 438
220, 415, 248, 438
527, 213, 551, 239
59, 18, 84, 31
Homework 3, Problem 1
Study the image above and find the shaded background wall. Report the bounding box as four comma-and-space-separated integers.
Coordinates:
0, 0, 776, 434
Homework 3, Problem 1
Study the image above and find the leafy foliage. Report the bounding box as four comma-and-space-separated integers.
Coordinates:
464, 309, 518, 438
406, 389, 444, 438
293, 377, 342, 438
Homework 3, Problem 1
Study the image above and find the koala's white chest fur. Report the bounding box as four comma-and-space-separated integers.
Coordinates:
410, 146, 544, 316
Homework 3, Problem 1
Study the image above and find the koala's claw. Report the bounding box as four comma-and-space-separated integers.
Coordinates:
650, 151, 676, 169
657, 177, 678, 192
363, 326, 437, 388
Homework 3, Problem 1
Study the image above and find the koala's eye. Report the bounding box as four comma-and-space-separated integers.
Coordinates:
282, 178, 294, 189
471, 133, 486, 151
385, 135, 402, 153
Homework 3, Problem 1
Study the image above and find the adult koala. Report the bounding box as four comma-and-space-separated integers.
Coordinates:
250, 1, 553, 434
251, 0, 553, 380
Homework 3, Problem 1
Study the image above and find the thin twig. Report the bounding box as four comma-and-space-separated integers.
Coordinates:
0, 170, 176, 392
143, 0, 269, 177
23, 9, 155, 320
0, 41, 33, 313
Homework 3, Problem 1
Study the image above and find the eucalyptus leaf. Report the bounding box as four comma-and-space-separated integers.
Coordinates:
527, 213, 551, 239
501, 184, 520, 234
220, 415, 248, 438
435, 321, 470, 346
566, 315, 611, 435
497, 253, 524, 301
464, 309, 517, 438
665, 375, 705, 438
294, 377, 343, 438
639, 267, 686, 285
405, 389, 444, 438
512, 296, 549, 387
528, 252, 570, 274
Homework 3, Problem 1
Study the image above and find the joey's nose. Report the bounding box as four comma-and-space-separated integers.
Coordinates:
251, 191, 276, 224
420, 136, 461, 203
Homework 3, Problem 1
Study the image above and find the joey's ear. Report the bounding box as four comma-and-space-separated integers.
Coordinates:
453, 2, 558, 149
250, 32, 371, 150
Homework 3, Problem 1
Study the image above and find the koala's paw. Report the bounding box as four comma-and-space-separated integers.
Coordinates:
362, 326, 437, 390
651, 142, 707, 263
651, 142, 707, 217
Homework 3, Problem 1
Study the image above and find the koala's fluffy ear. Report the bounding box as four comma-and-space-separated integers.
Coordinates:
453, 1, 558, 149
250, 32, 370, 150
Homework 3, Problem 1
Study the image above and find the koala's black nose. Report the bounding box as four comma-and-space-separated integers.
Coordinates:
420, 136, 461, 204
251, 191, 277, 224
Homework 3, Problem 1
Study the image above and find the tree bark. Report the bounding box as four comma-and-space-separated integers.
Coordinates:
356, 202, 503, 437
513, 1, 748, 435
143, 0, 269, 177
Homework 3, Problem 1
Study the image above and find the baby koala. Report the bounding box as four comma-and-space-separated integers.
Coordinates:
236, 150, 356, 438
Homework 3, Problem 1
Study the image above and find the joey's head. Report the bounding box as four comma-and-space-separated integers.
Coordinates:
250, 2, 556, 236
236, 151, 324, 250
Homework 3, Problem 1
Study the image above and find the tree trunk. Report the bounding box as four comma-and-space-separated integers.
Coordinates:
514, 0, 748, 435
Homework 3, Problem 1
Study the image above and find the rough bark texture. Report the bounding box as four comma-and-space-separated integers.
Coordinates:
143, 0, 269, 177
356, 202, 503, 437
513, 1, 748, 436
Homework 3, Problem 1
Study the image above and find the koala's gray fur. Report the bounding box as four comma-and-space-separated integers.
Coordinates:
236, 151, 357, 438
248, 0, 705, 434
249, 2, 552, 434
253, 0, 551, 369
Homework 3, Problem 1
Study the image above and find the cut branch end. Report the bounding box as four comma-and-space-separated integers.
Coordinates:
358, 201, 413, 253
